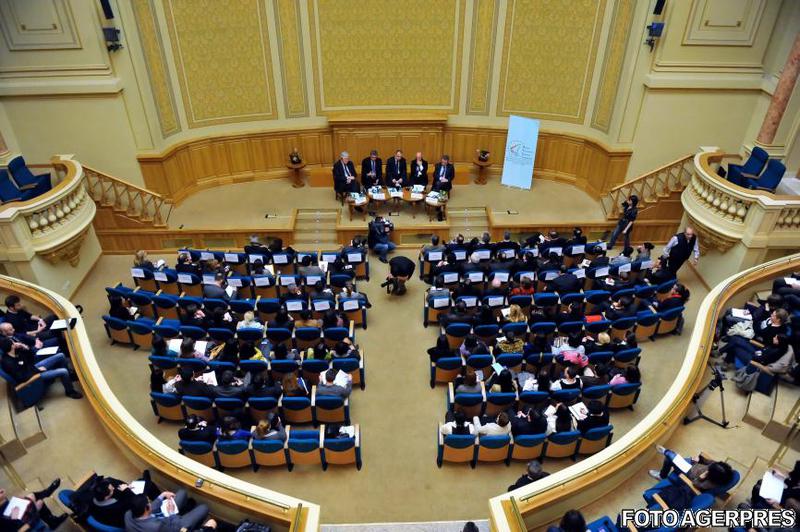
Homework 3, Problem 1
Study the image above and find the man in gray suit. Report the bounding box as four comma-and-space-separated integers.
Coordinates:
316, 368, 352, 398
202, 273, 233, 300
124, 490, 212, 532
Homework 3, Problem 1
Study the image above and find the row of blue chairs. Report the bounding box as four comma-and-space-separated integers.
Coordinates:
151, 386, 351, 425
430, 348, 643, 387
437, 425, 614, 468
726, 146, 786, 193
0, 156, 52, 204
149, 352, 365, 389
446, 382, 642, 418
180, 425, 362, 472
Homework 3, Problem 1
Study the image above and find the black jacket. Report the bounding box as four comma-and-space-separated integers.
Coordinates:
385, 157, 408, 187
361, 157, 384, 188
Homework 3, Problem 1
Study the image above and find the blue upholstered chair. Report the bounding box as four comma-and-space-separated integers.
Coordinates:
430, 356, 463, 388
613, 347, 642, 367
510, 433, 547, 461
545, 430, 581, 460
286, 427, 323, 470
437, 429, 476, 468
727, 146, 769, 184
248, 396, 279, 421
332, 357, 365, 390
322, 424, 362, 470
295, 326, 322, 349
103, 315, 132, 345
477, 434, 512, 465
656, 306, 685, 336
280, 396, 313, 424
215, 439, 251, 470
150, 392, 183, 422
7, 156, 51, 197
182, 395, 214, 420
609, 382, 641, 409
312, 387, 350, 425
577, 425, 614, 455
445, 322, 472, 349
0, 365, 48, 409
251, 438, 288, 471
179, 440, 217, 468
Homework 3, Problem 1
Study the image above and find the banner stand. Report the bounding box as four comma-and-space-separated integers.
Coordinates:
500, 116, 540, 190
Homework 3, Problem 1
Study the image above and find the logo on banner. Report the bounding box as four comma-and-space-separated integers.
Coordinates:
506, 139, 534, 164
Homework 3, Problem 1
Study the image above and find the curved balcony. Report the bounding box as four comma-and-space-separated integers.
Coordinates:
682, 149, 800, 254
488, 252, 800, 531
0, 274, 320, 531
0, 155, 96, 267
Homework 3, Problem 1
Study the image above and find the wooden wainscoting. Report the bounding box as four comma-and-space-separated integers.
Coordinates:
136, 123, 631, 204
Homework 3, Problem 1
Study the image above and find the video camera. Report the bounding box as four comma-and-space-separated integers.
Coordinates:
707, 365, 727, 390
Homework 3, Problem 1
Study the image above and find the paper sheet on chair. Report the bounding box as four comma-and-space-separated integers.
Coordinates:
36, 346, 59, 356
568, 402, 589, 421
3, 497, 30, 518
731, 308, 752, 320
51, 319, 69, 330
759, 470, 785, 501
161, 498, 180, 517
198, 371, 217, 386
130, 481, 146, 495
671, 453, 693, 474
154, 271, 168, 282
333, 369, 351, 388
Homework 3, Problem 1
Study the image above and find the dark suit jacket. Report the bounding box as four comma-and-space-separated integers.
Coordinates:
431, 163, 455, 190
361, 157, 384, 188
175, 379, 214, 398
178, 425, 217, 443
385, 157, 408, 187
548, 273, 582, 294
410, 159, 428, 186
657, 296, 685, 312
332, 160, 358, 191
203, 283, 230, 301
91, 484, 136, 529
577, 412, 609, 434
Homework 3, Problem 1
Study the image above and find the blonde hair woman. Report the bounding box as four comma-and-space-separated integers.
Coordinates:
506, 304, 526, 323
133, 249, 154, 270
236, 311, 262, 331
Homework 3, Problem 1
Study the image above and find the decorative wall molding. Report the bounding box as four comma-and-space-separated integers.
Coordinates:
38, 226, 88, 266
592, 0, 636, 132
683, 0, 765, 47
274, 0, 309, 118
687, 215, 737, 253
0, 0, 81, 51
465, 0, 499, 115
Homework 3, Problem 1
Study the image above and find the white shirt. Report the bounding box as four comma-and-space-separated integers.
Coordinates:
662, 235, 700, 260
440, 421, 475, 435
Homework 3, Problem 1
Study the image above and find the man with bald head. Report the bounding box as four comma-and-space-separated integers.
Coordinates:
662, 225, 700, 274
410, 152, 428, 187
332, 151, 359, 194
0, 322, 42, 351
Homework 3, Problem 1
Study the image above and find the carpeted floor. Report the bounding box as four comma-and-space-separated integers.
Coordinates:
71, 248, 708, 525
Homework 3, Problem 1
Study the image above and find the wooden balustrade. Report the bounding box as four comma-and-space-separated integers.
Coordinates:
84, 166, 171, 227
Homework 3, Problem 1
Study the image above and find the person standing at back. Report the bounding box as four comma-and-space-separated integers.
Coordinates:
662, 226, 700, 275
608, 194, 639, 250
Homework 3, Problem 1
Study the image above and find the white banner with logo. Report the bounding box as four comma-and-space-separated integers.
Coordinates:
500, 115, 540, 190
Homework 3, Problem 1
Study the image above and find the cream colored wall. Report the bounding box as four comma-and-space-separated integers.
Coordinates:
0, 0, 798, 188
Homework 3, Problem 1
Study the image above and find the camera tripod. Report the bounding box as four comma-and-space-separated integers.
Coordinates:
683, 376, 729, 428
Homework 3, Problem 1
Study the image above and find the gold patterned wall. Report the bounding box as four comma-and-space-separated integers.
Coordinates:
308, 0, 465, 110
591, 0, 635, 132
131, 0, 180, 137
497, 0, 607, 122
466, 0, 499, 115
163, 0, 277, 127
274, 0, 309, 118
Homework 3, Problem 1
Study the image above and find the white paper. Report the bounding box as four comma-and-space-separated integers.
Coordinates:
224, 253, 239, 263
491, 363, 504, 374
130, 480, 146, 495
443, 272, 459, 284
475, 249, 491, 260
3, 496, 30, 518
225, 286, 236, 298
545, 271, 558, 281
488, 296, 504, 307
273, 254, 289, 264
156, 259, 166, 268
195, 341, 208, 354
200, 251, 214, 261
571, 245, 585, 255
548, 247, 563, 256
322, 253, 338, 263
432, 298, 449, 309
569, 402, 589, 421
474, 369, 484, 382
313, 300, 331, 311
280, 276, 296, 286
198, 371, 217, 386
178, 273, 194, 284
501, 307, 511, 318
202, 274, 216, 285
154, 271, 168, 282
36, 346, 59, 356
248, 254, 265, 263
412, 185, 424, 193
544, 404, 557, 417
759, 471, 785, 501
347, 253, 362, 263
389, 189, 403, 198
333, 369, 351, 388
410, 192, 424, 200
50, 319, 69, 330
253, 276, 273, 287
618, 263, 632, 273
168, 338, 182, 353
352, 196, 367, 206
460, 296, 477, 307
493, 271, 509, 282
575, 269, 586, 279
671, 453, 693, 474
501, 249, 516, 259
131, 268, 145, 279
641, 259, 654, 270
596, 242, 607, 251
342, 299, 360, 311
339, 425, 356, 438
580, 259, 591, 268
371, 193, 386, 200
161, 498, 180, 517
454, 250, 467, 261
520, 271, 535, 281
286, 300, 303, 312
428, 251, 443, 261
468, 272, 484, 282
228, 277, 243, 287
128, 307, 138, 316
595, 267, 610, 278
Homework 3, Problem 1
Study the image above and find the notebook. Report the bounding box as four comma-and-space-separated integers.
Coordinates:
759, 470, 785, 501
671, 453, 693, 474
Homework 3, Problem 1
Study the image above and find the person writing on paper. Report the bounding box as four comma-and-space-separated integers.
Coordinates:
647, 445, 734, 492
203, 272, 234, 300
749, 461, 800, 511
0, 337, 82, 400
317, 368, 352, 398
576, 400, 609, 434
662, 226, 700, 275
174, 367, 214, 398
361, 149, 384, 188
124, 490, 211, 532
0, 479, 66, 531
607, 194, 639, 250
298, 255, 324, 278
410, 152, 428, 187
386, 149, 407, 188
431, 154, 455, 193
545, 403, 576, 435
332, 151, 360, 194
91, 472, 162, 529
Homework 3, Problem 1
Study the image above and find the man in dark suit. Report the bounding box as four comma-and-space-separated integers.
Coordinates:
332, 151, 359, 194
175, 253, 202, 277
577, 400, 610, 434
548, 265, 582, 295
174, 368, 214, 397
410, 152, 428, 187
178, 415, 217, 444
361, 150, 383, 188
385, 149, 408, 188
203, 273, 232, 300
507, 460, 549, 492
431, 154, 455, 192
91, 473, 161, 529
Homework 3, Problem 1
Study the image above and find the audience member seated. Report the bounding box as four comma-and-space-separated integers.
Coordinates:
317, 368, 353, 398
178, 415, 217, 444
0, 479, 65, 531
4, 295, 59, 344
550, 367, 582, 392
91, 471, 161, 529
648, 445, 735, 492
252, 414, 286, 442
124, 490, 211, 532
576, 400, 609, 434
496, 332, 524, 354
134, 249, 157, 271
268, 309, 295, 331
213, 371, 250, 399
546, 403, 576, 435
203, 273, 233, 300
0, 337, 82, 400
440, 411, 475, 435
473, 412, 512, 435
509, 407, 548, 436
236, 310, 263, 331
546, 510, 586, 532
217, 416, 251, 441
282, 373, 310, 398
455, 370, 482, 394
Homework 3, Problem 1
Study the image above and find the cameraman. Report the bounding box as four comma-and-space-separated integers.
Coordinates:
382, 256, 416, 296
608, 194, 638, 251
368, 216, 396, 263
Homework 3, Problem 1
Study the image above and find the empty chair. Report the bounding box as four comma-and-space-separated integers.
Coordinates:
735, 158, 785, 192
636, 311, 660, 341
545, 430, 581, 460
726, 146, 768, 184
609, 382, 641, 409
322, 424, 362, 470
215, 439, 251, 470
485, 390, 518, 417
449, 382, 485, 417
424, 294, 451, 326
103, 316, 132, 345
0, 170, 35, 203
610, 317, 637, 340
150, 392, 183, 422
332, 357, 365, 390
179, 440, 216, 468
248, 396, 279, 421
339, 298, 367, 329
437, 429, 476, 468
251, 438, 288, 471
445, 322, 472, 349
312, 387, 350, 425
656, 307, 684, 336
265, 327, 292, 347
6, 156, 52, 196
430, 356, 463, 388
477, 434, 512, 465
286, 427, 323, 470
510, 433, 547, 461
581, 384, 611, 404
151, 294, 180, 320
295, 326, 323, 349
495, 353, 524, 373
281, 396, 313, 424
215, 397, 245, 418
256, 298, 281, 322
182, 396, 214, 420
577, 425, 614, 455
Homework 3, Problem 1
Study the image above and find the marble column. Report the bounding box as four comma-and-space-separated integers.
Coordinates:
757, 33, 800, 145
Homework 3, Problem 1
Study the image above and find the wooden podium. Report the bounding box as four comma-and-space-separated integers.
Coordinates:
472, 157, 492, 185
286, 161, 306, 188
